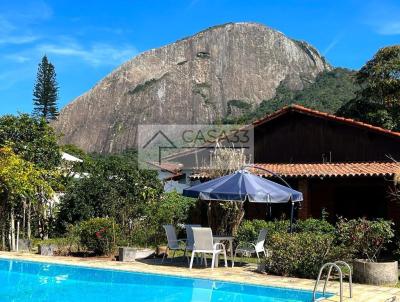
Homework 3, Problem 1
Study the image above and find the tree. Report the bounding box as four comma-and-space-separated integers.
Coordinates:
357, 45, 400, 107
32, 55, 59, 121
0, 114, 61, 170
337, 46, 400, 131
56, 151, 163, 237
143, 191, 197, 245
0, 114, 62, 242
0, 147, 54, 249
195, 143, 249, 235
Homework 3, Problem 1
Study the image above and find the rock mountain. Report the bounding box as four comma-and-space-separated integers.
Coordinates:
53, 22, 331, 153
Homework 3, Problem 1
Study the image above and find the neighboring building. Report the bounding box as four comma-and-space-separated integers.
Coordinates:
61, 152, 83, 163
146, 162, 192, 193
49, 152, 84, 212
169, 105, 400, 223
60, 152, 88, 179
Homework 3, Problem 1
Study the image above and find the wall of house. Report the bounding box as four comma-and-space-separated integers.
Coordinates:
254, 112, 400, 163
296, 176, 394, 222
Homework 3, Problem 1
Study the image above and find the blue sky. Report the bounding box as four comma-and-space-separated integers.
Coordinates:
0, 0, 399, 115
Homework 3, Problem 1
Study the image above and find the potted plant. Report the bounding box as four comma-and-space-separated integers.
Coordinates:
337, 218, 397, 285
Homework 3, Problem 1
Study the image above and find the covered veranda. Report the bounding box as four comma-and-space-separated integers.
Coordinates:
190, 162, 400, 223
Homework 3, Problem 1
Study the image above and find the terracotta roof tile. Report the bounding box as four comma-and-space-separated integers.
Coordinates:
146, 162, 183, 174
191, 162, 400, 180
252, 104, 400, 139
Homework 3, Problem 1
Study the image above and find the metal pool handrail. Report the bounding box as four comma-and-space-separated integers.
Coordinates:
312, 261, 352, 302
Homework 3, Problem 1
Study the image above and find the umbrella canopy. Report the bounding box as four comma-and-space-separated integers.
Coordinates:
182, 170, 303, 203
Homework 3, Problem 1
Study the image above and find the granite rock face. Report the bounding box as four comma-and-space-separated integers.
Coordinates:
53, 22, 331, 153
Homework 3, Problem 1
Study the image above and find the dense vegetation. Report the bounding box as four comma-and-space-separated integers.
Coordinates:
223, 68, 359, 124
237, 218, 394, 278
0, 114, 62, 248
74, 217, 120, 256
0, 114, 61, 170
56, 151, 161, 235
53, 148, 200, 250
338, 45, 400, 131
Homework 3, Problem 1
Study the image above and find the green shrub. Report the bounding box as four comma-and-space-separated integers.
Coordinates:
131, 191, 197, 246
152, 191, 197, 226
75, 218, 120, 255
236, 218, 334, 246
33, 235, 80, 256
295, 218, 335, 234
236, 220, 268, 245
336, 217, 394, 261
236, 218, 393, 278
236, 219, 289, 245
33, 224, 81, 256
267, 232, 351, 278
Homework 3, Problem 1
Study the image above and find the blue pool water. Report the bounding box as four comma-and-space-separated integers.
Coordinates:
0, 258, 329, 302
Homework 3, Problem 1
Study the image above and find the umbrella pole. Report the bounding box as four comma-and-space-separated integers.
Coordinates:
289, 200, 294, 233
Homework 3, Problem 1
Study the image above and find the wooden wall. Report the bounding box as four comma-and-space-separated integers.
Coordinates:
244, 176, 397, 223
254, 112, 400, 163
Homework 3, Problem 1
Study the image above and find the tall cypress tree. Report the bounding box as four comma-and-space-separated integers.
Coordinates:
32, 55, 59, 121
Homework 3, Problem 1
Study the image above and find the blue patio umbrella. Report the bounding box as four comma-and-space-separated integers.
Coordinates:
182, 169, 303, 231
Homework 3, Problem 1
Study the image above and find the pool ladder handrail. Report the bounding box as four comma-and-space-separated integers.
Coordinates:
312, 260, 352, 302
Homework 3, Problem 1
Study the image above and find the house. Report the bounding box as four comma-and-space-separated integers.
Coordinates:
169, 105, 400, 223
145, 161, 191, 193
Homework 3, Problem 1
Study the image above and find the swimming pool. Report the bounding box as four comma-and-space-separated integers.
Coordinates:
0, 258, 328, 302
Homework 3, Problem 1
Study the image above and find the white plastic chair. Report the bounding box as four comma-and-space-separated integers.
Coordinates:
185, 224, 201, 253
232, 228, 268, 267
190, 227, 227, 270
185, 224, 201, 265
162, 224, 186, 263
